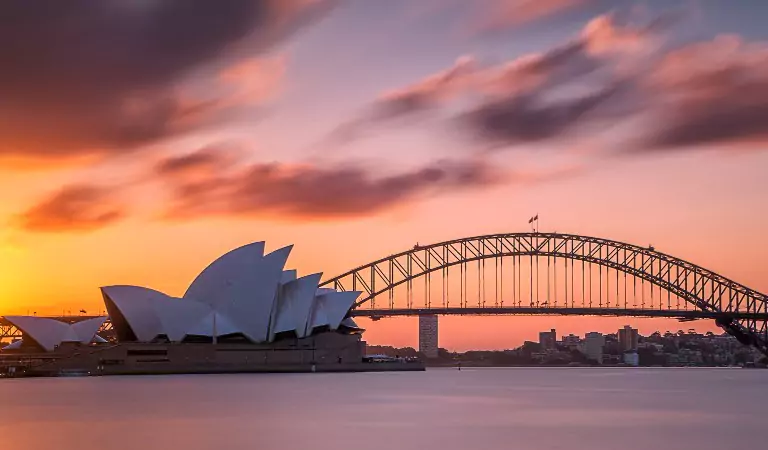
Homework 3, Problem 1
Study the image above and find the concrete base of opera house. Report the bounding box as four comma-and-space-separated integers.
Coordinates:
0, 333, 425, 377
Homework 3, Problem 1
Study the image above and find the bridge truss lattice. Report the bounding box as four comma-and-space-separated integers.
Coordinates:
320, 233, 768, 355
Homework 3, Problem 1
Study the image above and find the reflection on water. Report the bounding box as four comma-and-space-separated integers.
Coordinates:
1, 368, 765, 450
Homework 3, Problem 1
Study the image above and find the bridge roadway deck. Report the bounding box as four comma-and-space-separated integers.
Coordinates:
3, 309, 768, 327
349, 307, 768, 321
0, 316, 103, 325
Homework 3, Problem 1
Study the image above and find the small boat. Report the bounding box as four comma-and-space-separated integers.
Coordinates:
58, 369, 90, 377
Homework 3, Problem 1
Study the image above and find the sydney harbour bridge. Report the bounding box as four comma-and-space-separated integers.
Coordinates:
2, 232, 767, 356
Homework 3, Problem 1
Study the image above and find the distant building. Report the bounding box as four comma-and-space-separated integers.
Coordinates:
562, 334, 581, 349
539, 329, 557, 351
583, 332, 605, 364
419, 315, 439, 358
623, 352, 639, 366
618, 325, 639, 352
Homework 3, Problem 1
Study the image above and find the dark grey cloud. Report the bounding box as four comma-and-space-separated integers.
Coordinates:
646, 90, 768, 150
490, 40, 600, 91
336, 10, 768, 157
154, 145, 239, 177
460, 81, 629, 145
460, 11, 768, 154
325, 56, 477, 145
329, 12, 662, 147
368, 7, 768, 154
639, 40, 768, 151
156, 148, 501, 220
0, 0, 334, 164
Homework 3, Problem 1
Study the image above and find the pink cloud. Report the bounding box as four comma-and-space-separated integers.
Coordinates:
337, 12, 667, 145
640, 35, 768, 150
475, 0, 593, 32
341, 9, 768, 154
217, 56, 287, 106
156, 148, 501, 221
15, 184, 125, 233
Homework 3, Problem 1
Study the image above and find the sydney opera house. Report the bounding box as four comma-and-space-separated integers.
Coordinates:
1, 242, 421, 376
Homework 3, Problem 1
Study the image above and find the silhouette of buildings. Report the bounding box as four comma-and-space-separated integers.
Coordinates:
539, 329, 557, 351
618, 325, 639, 352
583, 332, 606, 364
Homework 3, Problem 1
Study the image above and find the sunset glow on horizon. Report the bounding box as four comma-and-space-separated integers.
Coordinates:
1, 0, 767, 350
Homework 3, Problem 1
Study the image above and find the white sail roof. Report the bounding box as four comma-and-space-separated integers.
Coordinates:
270, 273, 323, 340
99, 241, 358, 345
2, 339, 24, 350
313, 291, 360, 330
101, 286, 174, 342
308, 290, 361, 332
184, 241, 266, 307
4, 316, 107, 352
280, 270, 297, 284
215, 245, 292, 342
185, 310, 242, 337
152, 297, 210, 342
340, 317, 361, 330
72, 316, 109, 343
308, 297, 331, 332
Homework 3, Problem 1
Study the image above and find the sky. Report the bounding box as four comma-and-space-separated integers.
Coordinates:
1, 0, 767, 351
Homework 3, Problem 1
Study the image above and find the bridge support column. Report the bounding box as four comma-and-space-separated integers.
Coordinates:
419, 315, 439, 358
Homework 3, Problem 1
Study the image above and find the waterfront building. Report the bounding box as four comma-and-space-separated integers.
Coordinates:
0, 241, 428, 377
561, 334, 581, 349
618, 325, 639, 352
419, 315, 439, 358
623, 352, 639, 366
539, 329, 557, 351
583, 332, 605, 364
99, 242, 361, 345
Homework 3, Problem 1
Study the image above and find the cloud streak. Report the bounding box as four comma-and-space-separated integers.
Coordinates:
157, 150, 502, 221
12, 145, 512, 233
15, 185, 125, 233
461, 80, 632, 146
475, 0, 593, 32
639, 36, 768, 151
340, 9, 768, 155
335, 12, 664, 145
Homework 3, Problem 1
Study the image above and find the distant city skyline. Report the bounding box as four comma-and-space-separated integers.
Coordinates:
377, 324, 763, 367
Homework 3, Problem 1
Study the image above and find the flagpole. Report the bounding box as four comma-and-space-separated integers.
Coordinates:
213, 313, 217, 345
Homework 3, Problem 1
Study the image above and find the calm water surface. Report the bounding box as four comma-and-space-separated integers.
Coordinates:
1, 368, 765, 450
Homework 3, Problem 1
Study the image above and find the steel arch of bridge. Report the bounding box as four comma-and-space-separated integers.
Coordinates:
319, 232, 768, 355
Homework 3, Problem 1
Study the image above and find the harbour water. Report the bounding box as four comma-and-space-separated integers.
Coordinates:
1, 368, 765, 450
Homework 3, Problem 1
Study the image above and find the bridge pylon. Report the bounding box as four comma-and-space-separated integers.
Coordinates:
418, 315, 438, 358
